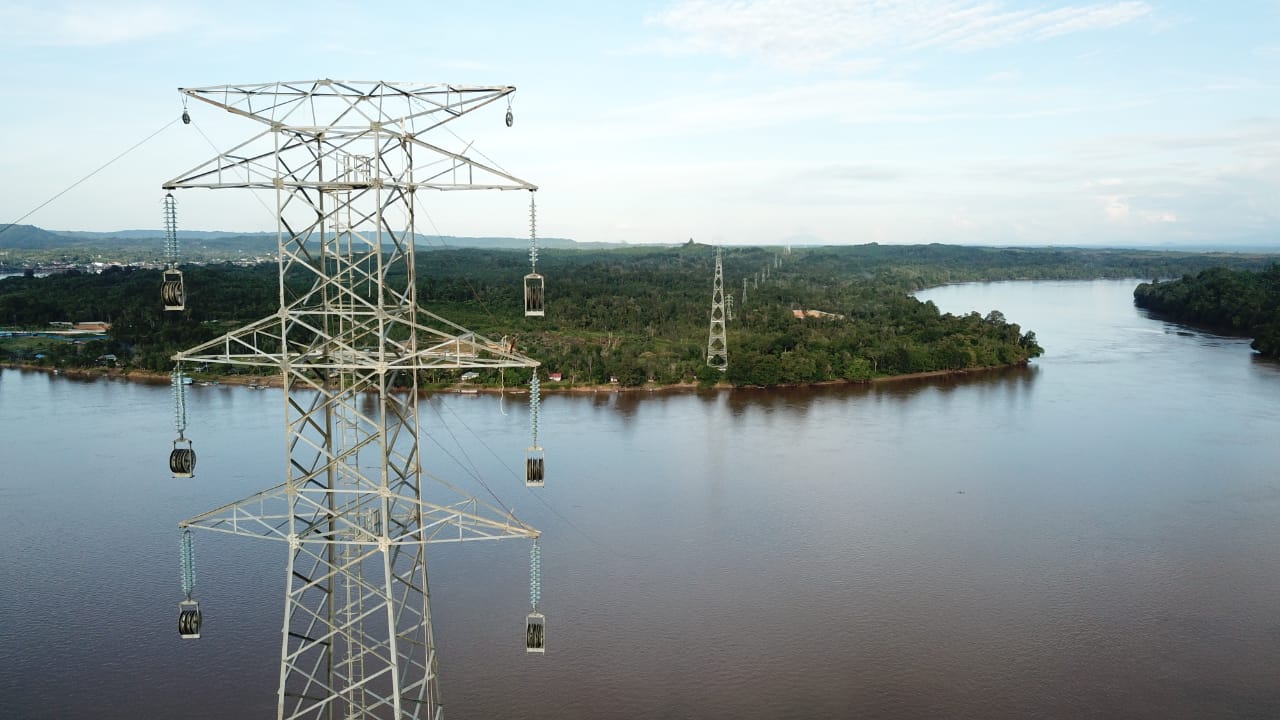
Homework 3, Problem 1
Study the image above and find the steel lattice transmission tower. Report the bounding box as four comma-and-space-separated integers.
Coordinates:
164, 80, 542, 720
706, 248, 728, 370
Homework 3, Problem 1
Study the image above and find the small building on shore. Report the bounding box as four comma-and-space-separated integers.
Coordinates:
792, 309, 843, 320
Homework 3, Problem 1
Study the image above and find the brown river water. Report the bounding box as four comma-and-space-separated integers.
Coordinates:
2, 279, 1279, 719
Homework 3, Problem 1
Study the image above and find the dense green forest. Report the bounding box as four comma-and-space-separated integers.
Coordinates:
3, 243, 1277, 386
1134, 265, 1280, 358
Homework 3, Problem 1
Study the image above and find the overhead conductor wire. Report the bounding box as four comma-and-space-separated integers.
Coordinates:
405, 93, 646, 558
1, 116, 183, 238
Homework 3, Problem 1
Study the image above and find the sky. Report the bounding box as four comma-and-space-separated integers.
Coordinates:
0, 0, 1277, 247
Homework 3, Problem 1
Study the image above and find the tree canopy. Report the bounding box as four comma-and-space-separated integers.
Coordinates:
1134, 265, 1280, 358
4, 243, 1276, 383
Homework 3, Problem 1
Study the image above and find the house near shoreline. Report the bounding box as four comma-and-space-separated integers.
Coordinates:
792, 309, 843, 320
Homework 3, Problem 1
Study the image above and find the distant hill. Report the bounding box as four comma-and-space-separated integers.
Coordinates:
3, 225, 623, 253
55, 229, 256, 240
0, 224, 77, 249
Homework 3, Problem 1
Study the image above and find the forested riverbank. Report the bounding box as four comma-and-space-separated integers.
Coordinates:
1134, 264, 1280, 358
2, 243, 1274, 387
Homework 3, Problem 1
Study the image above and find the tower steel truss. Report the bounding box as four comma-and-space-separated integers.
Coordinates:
164, 80, 541, 720
706, 248, 728, 370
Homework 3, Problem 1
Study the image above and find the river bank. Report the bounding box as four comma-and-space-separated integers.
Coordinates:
2, 360, 1031, 393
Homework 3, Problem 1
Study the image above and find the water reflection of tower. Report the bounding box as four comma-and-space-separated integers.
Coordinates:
703, 390, 728, 527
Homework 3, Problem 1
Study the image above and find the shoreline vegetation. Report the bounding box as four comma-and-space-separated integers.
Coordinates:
4, 242, 1277, 388
1, 359, 1030, 394
1134, 265, 1280, 359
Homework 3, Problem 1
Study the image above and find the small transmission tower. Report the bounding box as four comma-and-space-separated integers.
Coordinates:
706, 248, 728, 370
163, 80, 543, 720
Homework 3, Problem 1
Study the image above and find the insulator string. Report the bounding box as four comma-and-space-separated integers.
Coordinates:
528, 192, 538, 274
180, 529, 196, 599
529, 373, 540, 447
171, 368, 188, 437
530, 539, 542, 610
163, 193, 179, 265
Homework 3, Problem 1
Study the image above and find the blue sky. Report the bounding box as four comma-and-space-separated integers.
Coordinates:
0, 0, 1277, 246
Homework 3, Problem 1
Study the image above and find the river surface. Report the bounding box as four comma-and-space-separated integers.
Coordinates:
2, 279, 1279, 719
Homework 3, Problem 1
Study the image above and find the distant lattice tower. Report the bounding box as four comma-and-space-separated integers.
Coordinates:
707, 248, 728, 370
163, 80, 544, 720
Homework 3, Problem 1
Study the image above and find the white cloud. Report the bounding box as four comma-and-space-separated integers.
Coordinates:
1142, 211, 1178, 224
1102, 195, 1129, 220
570, 74, 1091, 148
648, 0, 1152, 69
